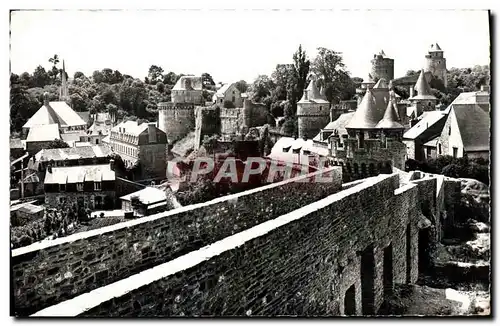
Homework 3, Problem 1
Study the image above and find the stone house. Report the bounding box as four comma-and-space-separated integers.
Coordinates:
436, 103, 490, 160
212, 83, 243, 108
402, 111, 448, 162
120, 187, 175, 217
43, 162, 116, 209
109, 121, 168, 181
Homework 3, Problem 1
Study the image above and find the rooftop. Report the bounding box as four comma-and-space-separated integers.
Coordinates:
44, 164, 115, 184
451, 103, 490, 152
23, 101, 86, 129
410, 70, 436, 100
172, 76, 203, 91
428, 43, 443, 52
26, 124, 61, 142
33, 145, 113, 162
403, 111, 448, 139
375, 100, 404, 130
314, 112, 356, 140
298, 80, 329, 104
120, 187, 168, 205
111, 121, 153, 137
346, 89, 380, 129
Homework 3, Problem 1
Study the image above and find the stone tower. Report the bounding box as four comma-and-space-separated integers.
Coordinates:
424, 43, 447, 88
370, 50, 394, 81
296, 79, 330, 139
409, 69, 437, 118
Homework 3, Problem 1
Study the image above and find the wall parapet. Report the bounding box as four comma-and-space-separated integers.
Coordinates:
12, 167, 342, 316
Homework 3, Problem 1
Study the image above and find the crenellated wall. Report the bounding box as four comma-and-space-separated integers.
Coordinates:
31, 173, 457, 317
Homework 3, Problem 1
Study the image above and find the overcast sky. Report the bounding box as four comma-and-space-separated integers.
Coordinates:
10, 9, 490, 84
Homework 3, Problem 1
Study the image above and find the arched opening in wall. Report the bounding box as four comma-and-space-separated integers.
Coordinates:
360, 244, 375, 315
361, 163, 367, 178
418, 227, 432, 276
369, 163, 375, 176
344, 284, 356, 316
383, 243, 394, 297
406, 224, 412, 283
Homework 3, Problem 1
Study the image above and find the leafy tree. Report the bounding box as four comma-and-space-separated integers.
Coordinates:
234, 80, 249, 93
223, 100, 235, 108
46, 139, 70, 149
162, 71, 178, 85
156, 81, 165, 93
70, 93, 87, 112
291, 45, 310, 111
148, 65, 164, 84
201, 73, 216, 87
74, 71, 85, 80
33, 66, 50, 88
311, 47, 355, 104
250, 75, 275, 103
92, 70, 104, 84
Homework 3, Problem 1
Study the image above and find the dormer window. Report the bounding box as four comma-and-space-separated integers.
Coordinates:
94, 182, 102, 191
303, 150, 311, 155
77, 183, 84, 192
292, 148, 301, 154
283, 146, 291, 153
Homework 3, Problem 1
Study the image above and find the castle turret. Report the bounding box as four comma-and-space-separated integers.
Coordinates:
296, 79, 330, 139
371, 50, 394, 81
375, 99, 404, 131
424, 42, 447, 88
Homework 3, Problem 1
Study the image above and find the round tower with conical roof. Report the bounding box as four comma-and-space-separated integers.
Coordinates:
424, 43, 447, 88
296, 79, 330, 139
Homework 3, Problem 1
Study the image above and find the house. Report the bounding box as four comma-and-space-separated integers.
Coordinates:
436, 103, 490, 160
109, 121, 168, 180
22, 93, 86, 138
43, 162, 116, 209
402, 111, 448, 161
25, 124, 61, 155
120, 187, 176, 217
448, 86, 490, 113
10, 202, 45, 227
212, 83, 243, 108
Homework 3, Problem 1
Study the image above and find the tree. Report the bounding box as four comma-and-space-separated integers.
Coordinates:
74, 71, 85, 80
48, 54, 60, 68
405, 70, 419, 77
33, 66, 50, 88
291, 45, 310, 111
70, 93, 87, 112
201, 73, 216, 87
311, 47, 355, 104
156, 81, 165, 93
148, 65, 164, 84
163, 72, 178, 85
48, 54, 60, 83
250, 75, 275, 103
234, 80, 249, 94
46, 139, 70, 149
223, 100, 235, 108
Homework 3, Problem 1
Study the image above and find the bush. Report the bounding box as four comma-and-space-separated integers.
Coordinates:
441, 164, 461, 178
223, 100, 235, 109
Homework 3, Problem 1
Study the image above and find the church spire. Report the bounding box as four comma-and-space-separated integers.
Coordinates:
59, 60, 69, 101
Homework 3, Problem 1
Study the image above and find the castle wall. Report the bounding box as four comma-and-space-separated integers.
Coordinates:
220, 101, 270, 137
158, 103, 195, 143
12, 168, 343, 316
32, 174, 453, 317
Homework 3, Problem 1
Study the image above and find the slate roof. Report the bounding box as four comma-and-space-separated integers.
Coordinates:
77, 111, 90, 123
423, 136, 439, 147
346, 89, 381, 129
34, 145, 113, 162
44, 164, 115, 184
428, 43, 443, 52
375, 100, 404, 129
313, 112, 355, 141
61, 131, 88, 143
111, 121, 150, 137
373, 78, 389, 89
120, 187, 167, 205
403, 111, 448, 139
411, 70, 436, 100
214, 83, 233, 97
298, 80, 329, 104
451, 103, 490, 152
26, 124, 61, 142
23, 101, 86, 129
172, 76, 203, 91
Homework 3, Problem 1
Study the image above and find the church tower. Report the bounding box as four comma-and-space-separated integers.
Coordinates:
424, 43, 447, 89
59, 60, 70, 102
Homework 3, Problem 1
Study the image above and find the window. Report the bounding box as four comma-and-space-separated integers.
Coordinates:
283, 146, 291, 153
96, 139, 100, 145
94, 182, 102, 191
448, 126, 451, 135
232, 96, 235, 102
426, 147, 432, 158
438, 144, 442, 155
77, 183, 84, 191
60, 184, 66, 192
453, 147, 458, 159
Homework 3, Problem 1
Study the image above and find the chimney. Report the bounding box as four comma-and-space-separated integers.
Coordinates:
303, 89, 308, 101
409, 86, 414, 98
330, 106, 335, 122
109, 159, 115, 171
148, 122, 157, 143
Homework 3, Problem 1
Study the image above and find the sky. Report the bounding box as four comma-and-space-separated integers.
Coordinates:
10, 9, 491, 84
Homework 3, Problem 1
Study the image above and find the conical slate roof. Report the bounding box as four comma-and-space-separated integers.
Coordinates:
412, 70, 436, 100
373, 78, 389, 89
375, 99, 404, 129
346, 89, 380, 129
429, 43, 443, 52
298, 79, 329, 103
